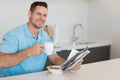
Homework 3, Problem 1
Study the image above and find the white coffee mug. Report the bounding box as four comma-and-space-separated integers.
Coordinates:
44, 42, 54, 55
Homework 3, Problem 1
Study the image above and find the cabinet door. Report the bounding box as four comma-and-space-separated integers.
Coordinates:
57, 50, 71, 60
57, 45, 110, 64
78, 46, 110, 64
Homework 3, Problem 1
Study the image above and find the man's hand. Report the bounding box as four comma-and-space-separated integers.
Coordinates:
70, 59, 83, 71
27, 44, 44, 56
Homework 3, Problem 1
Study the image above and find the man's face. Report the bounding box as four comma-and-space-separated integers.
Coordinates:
28, 6, 48, 29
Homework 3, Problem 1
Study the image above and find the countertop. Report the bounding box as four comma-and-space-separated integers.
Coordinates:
0, 42, 111, 51
0, 58, 120, 80
54, 42, 111, 51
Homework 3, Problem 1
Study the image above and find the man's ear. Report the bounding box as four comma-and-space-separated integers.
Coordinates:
28, 11, 31, 18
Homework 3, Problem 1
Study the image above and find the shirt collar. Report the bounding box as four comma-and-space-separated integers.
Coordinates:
24, 23, 33, 38
24, 23, 42, 40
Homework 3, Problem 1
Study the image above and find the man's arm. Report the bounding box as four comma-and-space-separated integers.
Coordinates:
0, 51, 29, 68
0, 44, 44, 69
48, 54, 65, 65
48, 53, 83, 71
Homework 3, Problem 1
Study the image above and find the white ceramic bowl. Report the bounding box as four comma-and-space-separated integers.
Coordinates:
47, 65, 63, 75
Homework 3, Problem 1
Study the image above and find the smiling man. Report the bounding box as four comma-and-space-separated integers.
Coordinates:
0, 1, 83, 77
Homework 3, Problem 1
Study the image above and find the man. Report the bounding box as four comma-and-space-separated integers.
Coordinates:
0, 1, 83, 77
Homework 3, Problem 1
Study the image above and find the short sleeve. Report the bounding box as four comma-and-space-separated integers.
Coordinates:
0, 32, 18, 53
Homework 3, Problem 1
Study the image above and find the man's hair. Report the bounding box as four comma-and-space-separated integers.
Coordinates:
30, 1, 48, 12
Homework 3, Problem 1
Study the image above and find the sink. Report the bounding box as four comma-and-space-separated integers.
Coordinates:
54, 45, 61, 48
72, 41, 97, 48
54, 42, 110, 52
77, 42, 95, 45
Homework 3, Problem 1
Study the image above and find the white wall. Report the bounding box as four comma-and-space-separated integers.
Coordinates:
0, 0, 29, 43
0, 0, 88, 43
1, 0, 120, 59
87, 0, 120, 59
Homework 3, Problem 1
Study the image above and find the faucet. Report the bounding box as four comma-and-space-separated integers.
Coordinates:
72, 24, 83, 47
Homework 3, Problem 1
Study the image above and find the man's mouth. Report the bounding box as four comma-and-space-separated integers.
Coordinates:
37, 19, 44, 23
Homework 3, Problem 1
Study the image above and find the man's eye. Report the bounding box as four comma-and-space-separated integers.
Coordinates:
37, 13, 41, 15
44, 14, 47, 17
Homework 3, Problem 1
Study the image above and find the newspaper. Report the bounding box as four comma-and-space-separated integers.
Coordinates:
61, 47, 90, 71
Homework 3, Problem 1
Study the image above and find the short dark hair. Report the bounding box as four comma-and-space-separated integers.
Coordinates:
30, 1, 48, 12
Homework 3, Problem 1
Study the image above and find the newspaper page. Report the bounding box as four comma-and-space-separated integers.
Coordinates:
61, 47, 90, 71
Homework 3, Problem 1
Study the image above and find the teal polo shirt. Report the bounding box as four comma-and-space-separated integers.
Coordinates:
0, 23, 54, 76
